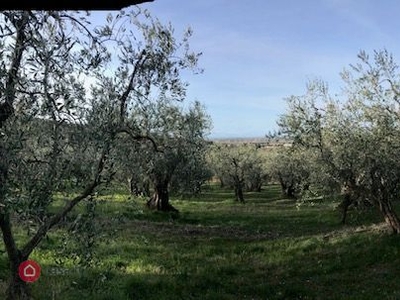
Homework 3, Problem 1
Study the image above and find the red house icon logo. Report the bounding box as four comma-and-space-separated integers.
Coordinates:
23, 264, 36, 277
18, 260, 41, 283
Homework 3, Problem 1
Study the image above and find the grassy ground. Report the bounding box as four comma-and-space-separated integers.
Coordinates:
1, 184, 400, 299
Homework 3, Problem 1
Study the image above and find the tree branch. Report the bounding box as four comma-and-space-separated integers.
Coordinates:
0, 12, 29, 127
117, 126, 161, 153
58, 13, 97, 44
119, 49, 148, 122
386, 78, 400, 98
21, 146, 108, 258
0, 12, 30, 266
0, 214, 22, 263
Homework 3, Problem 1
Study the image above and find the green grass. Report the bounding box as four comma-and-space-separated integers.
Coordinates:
1, 184, 400, 299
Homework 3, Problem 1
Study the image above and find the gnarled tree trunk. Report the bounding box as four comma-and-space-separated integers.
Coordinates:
278, 176, 296, 198
378, 199, 400, 234
369, 168, 400, 234
234, 183, 245, 203
147, 181, 178, 212
235, 186, 244, 202
340, 193, 352, 225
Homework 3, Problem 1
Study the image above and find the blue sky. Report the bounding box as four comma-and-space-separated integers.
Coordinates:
94, 0, 400, 138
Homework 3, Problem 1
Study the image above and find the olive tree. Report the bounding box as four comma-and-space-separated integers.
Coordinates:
144, 101, 211, 211
278, 50, 400, 232
113, 100, 211, 212
209, 144, 266, 202
0, 11, 110, 299
265, 146, 311, 198
168, 102, 213, 197
0, 9, 201, 299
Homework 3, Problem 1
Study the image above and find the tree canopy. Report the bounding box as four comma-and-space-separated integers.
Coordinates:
278, 50, 400, 233
0, 9, 206, 299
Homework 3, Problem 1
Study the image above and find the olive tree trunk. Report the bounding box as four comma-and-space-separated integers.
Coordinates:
339, 193, 353, 225
234, 184, 245, 202
147, 181, 178, 212
7, 259, 31, 300
233, 178, 245, 203
278, 176, 296, 198
378, 199, 400, 234
0, 215, 31, 300
369, 170, 400, 234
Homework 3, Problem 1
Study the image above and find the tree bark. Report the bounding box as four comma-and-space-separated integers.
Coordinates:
0, 215, 31, 300
378, 199, 400, 234
0, 147, 107, 299
147, 181, 178, 212
234, 184, 245, 203
369, 167, 400, 234
340, 193, 352, 225
6, 257, 31, 300
0, 12, 31, 299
